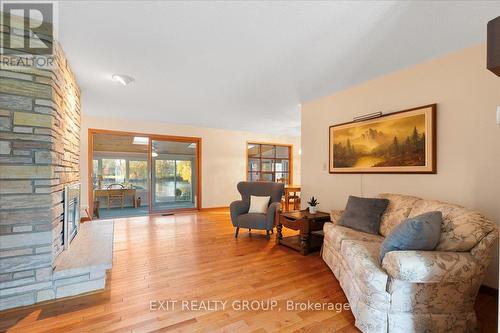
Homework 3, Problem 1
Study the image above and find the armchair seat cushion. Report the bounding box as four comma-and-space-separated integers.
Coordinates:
324, 223, 384, 251
236, 213, 267, 229
382, 250, 480, 283
341, 240, 388, 294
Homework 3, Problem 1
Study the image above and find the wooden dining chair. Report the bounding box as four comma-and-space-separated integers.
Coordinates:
282, 187, 301, 211
289, 190, 301, 210
107, 183, 125, 209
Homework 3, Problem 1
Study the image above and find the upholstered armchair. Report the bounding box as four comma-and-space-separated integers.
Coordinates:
230, 181, 284, 239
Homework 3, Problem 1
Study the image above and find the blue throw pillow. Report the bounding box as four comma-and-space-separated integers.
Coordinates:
379, 211, 442, 263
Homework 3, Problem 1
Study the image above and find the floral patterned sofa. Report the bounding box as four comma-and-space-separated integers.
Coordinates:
322, 193, 498, 333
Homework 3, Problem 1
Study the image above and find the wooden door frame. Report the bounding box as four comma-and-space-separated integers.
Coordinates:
148, 134, 202, 215
245, 141, 293, 184
88, 128, 202, 217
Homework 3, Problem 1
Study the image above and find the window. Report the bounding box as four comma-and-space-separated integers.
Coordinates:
153, 159, 193, 203
247, 143, 292, 184
102, 159, 126, 187
129, 160, 148, 189
92, 159, 99, 188
92, 157, 148, 189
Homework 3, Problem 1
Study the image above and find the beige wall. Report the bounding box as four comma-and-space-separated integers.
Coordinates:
80, 115, 300, 210
301, 44, 500, 288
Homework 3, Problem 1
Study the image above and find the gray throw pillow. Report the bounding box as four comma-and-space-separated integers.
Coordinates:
379, 211, 442, 263
337, 196, 389, 235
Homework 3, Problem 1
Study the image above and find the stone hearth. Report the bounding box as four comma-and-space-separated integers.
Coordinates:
52, 220, 113, 299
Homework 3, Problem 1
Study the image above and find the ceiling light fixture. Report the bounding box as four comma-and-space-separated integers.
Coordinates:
112, 74, 135, 86
132, 136, 149, 145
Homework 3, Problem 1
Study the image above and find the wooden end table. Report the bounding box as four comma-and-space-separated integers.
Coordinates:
276, 210, 330, 255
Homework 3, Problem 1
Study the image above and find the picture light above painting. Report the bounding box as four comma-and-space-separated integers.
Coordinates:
329, 104, 436, 174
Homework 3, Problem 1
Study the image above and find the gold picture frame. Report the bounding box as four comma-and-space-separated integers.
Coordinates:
329, 104, 436, 174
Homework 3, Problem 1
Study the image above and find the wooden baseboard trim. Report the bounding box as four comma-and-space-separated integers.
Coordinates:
480, 284, 498, 296
83, 207, 228, 219
199, 206, 229, 211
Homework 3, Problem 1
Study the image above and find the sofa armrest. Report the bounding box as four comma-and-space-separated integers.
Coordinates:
229, 200, 249, 226
330, 209, 344, 225
471, 230, 499, 270
382, 250, 480, 283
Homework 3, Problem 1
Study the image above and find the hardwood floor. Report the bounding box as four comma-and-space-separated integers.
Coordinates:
0, 209, 497, 333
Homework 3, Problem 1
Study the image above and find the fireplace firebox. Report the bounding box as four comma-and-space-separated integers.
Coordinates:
64, 183, 81, 249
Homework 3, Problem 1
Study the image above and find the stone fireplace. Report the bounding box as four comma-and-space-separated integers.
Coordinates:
0, 12, 111, 311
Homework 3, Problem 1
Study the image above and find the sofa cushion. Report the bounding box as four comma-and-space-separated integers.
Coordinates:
408, 200, 496, 252
379, 211, 442, 262
324, 223, 384, 251
340, 240, 388, 293
377, 193, 422, 237
338, 196, 389, 235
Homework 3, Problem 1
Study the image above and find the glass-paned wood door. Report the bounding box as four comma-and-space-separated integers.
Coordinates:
151, 139, 198, 212
247, 143, 291, 184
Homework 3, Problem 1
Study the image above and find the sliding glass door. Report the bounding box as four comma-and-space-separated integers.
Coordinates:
88, 129, 201, 218
150, 139, 198, 212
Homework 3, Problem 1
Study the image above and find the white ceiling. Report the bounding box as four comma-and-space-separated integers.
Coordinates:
58, 1, 500, 136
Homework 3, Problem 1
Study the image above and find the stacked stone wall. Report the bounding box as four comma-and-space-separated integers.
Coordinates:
0, 12, 81, 310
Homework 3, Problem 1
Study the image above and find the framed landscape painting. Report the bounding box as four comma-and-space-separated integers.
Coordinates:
329, 104, 436, 173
